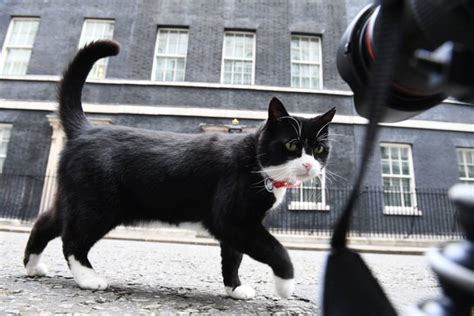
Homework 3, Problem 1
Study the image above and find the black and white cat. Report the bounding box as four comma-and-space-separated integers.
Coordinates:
23, 40, 336, 300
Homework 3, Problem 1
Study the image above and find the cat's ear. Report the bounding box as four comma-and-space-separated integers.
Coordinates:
313, 107, 336, 137
268, 97, 289, 121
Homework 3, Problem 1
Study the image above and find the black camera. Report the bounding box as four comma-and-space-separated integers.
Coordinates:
337, 0, 474, 122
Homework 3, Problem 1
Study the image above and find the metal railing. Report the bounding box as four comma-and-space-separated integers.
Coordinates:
0, 174, 463, 240
264, 186, 463, 240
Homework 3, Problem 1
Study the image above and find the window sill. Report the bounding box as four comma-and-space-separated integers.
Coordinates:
383, 207, 422, 216
288, 201, 330, 212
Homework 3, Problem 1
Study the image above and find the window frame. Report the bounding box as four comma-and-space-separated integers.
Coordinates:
0, 17, 40, 76
288, 171, 329, 211
77, 18, 115, 80
220, 31, 256, 86
290, 34, 323, 90
457, 147, 474, 183
151, 28, 189, 82
0, 123, 13, 174
380, 143, 420, 216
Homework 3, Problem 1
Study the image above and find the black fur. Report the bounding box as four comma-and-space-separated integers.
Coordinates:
24, 40, 335, 294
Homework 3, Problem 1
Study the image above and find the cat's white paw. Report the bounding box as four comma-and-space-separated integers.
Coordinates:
76, 275, 108, 290
25, 254, 48, 277
68, 255, 108, 290
274, 275, 294, 299
225, 285, 256, 300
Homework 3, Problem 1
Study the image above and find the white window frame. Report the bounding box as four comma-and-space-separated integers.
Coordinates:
290, 34, 323, 90
78, 19, 115, 80
0, 123, 13, 174
220, 31, 256, 85
0, 17, 40, 76
151, 28, 189, 82
288, 172, 329, 211
457, 148, 474, 183
380, 143, 421, 216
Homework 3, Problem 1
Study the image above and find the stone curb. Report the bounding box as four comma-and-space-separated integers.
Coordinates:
0, 222, 446, 256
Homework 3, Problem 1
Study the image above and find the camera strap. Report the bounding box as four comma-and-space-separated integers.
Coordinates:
331, 0, 404, 249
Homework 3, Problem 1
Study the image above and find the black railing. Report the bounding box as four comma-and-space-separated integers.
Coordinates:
0, 174, 464, 240
264, 186, 463, 240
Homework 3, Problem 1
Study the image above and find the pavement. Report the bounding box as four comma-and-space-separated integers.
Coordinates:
0, 230, 442, 315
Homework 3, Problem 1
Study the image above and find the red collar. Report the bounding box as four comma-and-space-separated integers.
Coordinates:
272, 180, 303, 189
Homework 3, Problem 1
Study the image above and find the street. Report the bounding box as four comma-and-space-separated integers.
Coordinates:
1, 231, 440, 314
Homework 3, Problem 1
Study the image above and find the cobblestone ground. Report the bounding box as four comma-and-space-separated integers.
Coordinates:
1, 231, 440, 315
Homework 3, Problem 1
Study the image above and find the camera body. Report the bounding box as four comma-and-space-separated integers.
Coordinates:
337, 0, 474, 122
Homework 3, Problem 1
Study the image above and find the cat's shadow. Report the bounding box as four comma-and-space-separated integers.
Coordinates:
21, 274, 291, 310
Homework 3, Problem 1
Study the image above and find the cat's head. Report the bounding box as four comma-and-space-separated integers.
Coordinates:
257, 97, 336, 184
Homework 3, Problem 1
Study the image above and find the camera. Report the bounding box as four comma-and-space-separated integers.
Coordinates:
337, 0, 474, 122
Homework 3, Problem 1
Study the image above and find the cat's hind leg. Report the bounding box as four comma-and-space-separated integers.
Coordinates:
61, 213, 115, 290
220, 242, 256, 300
24, 208, 61, 277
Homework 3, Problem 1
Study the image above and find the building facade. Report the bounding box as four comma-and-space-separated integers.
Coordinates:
0, 0, 472, 236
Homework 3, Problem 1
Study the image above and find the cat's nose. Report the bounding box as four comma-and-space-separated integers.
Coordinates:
302, 163, 313, 171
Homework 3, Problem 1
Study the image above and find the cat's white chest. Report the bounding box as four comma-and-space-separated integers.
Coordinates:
270, 187, 287, 210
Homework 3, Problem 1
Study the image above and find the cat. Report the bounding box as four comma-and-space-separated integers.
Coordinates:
23, 40, 336, 300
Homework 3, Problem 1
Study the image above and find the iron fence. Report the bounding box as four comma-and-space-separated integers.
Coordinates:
264, 186, 463, 240
0, 173, 464, 240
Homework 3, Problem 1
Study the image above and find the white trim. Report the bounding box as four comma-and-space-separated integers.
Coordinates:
383, 206, 422, 216
0, 17, 40, 75
0, 99, 472, 133
221, 31, 256, 85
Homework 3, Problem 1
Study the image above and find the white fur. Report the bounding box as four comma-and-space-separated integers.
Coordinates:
261, 150, 322, 185
274, 275, 295, 298
25, 254, 48, 277
270, 186, 287, 209
68, 255, 108, 290
140, 221, 208, 234
225, 285, 256, 300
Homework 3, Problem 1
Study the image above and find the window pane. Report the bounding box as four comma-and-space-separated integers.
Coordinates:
458, 163, 466, 178
392, 161, 401, 175
401, 161, 410, 175
468, 165, 474, 178
391, 147, 400, 160
466, 151, 473, 164
382, 160, 390, 174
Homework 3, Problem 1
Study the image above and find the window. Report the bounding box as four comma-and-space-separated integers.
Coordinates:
221, 32, 255, 85
381, 144, 420, 215
288, 174, 328, 211
291, 35, 322, 89
0, 124, 12, 173
152, 28, 188, 81
0, 18, 40, 76
78, 19, 115, 79
457, 148, 474, 183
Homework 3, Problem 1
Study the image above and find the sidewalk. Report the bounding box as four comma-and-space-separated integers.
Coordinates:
0, 220, 448, 255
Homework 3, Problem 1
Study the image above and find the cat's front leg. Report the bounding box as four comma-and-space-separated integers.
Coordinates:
220, 242, 256, 300
219, 226, 294, 299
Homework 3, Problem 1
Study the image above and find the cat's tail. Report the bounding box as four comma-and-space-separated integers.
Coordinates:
58, 40, 120, 139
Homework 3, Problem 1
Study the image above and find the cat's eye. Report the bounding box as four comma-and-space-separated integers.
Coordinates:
285, 142, 298, 152
314, 145, 324, 155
